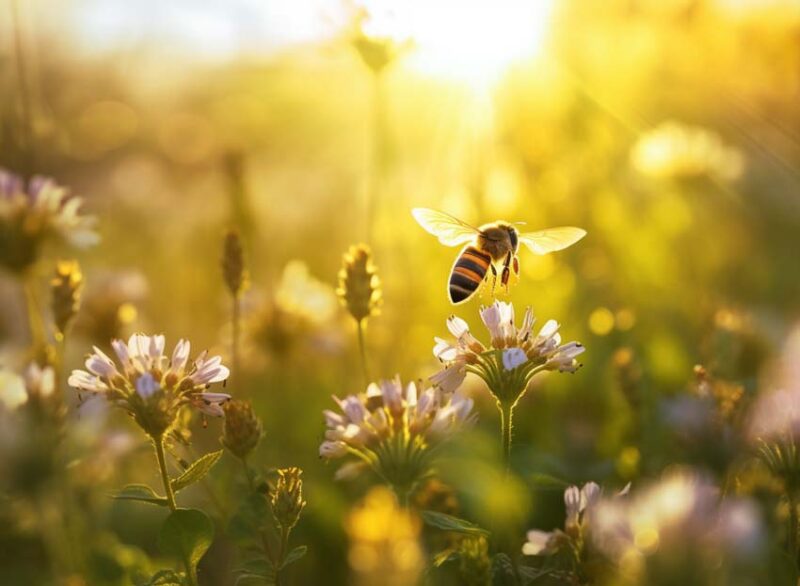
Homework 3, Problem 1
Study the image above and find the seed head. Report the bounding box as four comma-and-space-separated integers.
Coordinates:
221, 399, 262, 460
337, 244, 381, 323
51, 260, 83, 338
271, 467, 306, 531
221, 229, 247, 297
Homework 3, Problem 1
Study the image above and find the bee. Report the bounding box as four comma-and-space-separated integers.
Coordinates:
412, 208, 586, 304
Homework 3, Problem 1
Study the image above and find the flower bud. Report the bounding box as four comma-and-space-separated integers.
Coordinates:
221, 229, 247, 297
337, 244, 381, 323
51, 260, 83, 337
221, 399, 262, 459
271, 467, 306, 531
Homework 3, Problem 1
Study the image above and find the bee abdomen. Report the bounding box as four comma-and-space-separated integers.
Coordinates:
449, 246, 491, 304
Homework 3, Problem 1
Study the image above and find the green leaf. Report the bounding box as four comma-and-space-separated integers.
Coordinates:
114, 484, 169, 507
234, 558, 274, 577
420, 511, 489, 536
528, 473, 569, 489
158, 508, 214, 575
236, 575, 274, 586
171, 450, 223, 493
280, 545, 307, 569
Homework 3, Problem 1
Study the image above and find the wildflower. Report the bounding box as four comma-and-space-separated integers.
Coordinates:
320, 376, 474, 498
271, 467, 307, 532
432, 301, 584, 461
345, 487, 423, 586
631, 121, 744, 182
337, 244, 381, 324
221, 399, 262, 460
349, 7, 404, 75
0, 168, 98, 273
523, 482, 615, 558
590, 472, 763, 584
432, 301, 585, 402
68, 333, 230, 438
221, 229, 247, 297
51, 259, 83, 338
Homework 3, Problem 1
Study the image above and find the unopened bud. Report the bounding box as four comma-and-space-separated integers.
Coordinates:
221, 399, 262, 459
51, 260, 83, 337
271, 467, 306, 531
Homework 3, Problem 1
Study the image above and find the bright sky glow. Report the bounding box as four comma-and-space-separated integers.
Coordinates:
60, 0, 554, 86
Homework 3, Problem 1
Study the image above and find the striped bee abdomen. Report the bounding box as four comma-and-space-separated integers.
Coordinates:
449, 246, 491, 304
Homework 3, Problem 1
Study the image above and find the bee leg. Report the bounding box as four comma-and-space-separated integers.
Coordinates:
501, 253, 512, 290
513, 255, 520, 276
489, 264, 498, 295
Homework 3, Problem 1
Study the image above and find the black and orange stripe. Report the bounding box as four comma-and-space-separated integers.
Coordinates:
449, 246, 491, 304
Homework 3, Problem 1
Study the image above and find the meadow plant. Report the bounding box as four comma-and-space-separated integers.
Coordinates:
431, 301, 584, 463
337, 244, 382, 383
320, 376, 474, 502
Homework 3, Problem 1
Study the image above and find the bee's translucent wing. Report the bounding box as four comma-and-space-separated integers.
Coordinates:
411, 208, 481, 247
518, 227, 587, 255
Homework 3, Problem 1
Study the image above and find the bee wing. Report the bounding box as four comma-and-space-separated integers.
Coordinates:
411, 208, 481, 247
518, 227, 587, 255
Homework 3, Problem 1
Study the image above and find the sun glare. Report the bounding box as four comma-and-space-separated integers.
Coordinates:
361, 0, 555, 88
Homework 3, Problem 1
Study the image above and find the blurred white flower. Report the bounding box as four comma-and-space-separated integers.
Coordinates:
0, 168, 98, 273
631, 121, 744, 182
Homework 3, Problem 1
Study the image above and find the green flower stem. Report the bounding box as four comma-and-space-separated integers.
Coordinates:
241, 458, 279, 576
232, 293, 241, 383
356, 319, 369, 386
23, 272, 46, 349
788, 488, 800, 580
499, 401, 514, 471
153, 436, 198, 586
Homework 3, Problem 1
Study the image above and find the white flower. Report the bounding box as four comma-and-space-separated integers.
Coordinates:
68, 333, 231, 433
23, 363, 55, 399
320, 377, 474, 489
523, 481, 619, 558
0, 168, 98, 272
431, 301, 585, 402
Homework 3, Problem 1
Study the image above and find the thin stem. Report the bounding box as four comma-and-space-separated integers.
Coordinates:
366, 70, 385, 244
241, 458, 278, 573
154, 437, 200, 586
23, 272, 46, 349
790, 489, 799, 578
499, 402, 514, 471
232, 293, 240, 382
356, 319, 369, 386
154, 436, 177, 511
10, 0, 36, 174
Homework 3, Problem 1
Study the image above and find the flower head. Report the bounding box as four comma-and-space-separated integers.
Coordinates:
432, 301, 585, 403
51, 259, 83, 338
68, 333, 230, 437
589, 472, 764, 583
523, 481, 618, 557
271, 467, 307, 531
0, 168, 98, 273
221, 399, 262, 459
320, 376, 474, 494
337, 244, 382, 324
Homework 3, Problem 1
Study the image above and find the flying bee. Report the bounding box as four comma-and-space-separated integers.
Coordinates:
412, 208, 586, 305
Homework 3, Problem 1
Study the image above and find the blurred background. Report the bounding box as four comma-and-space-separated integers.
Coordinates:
1, 0, 800, 584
